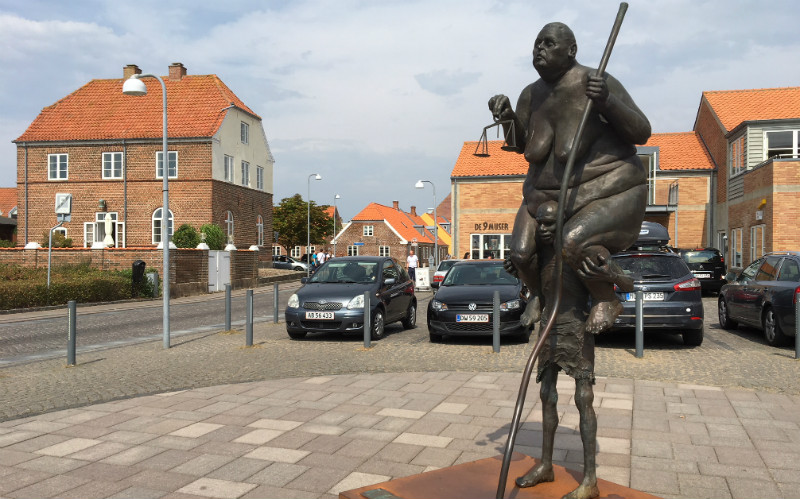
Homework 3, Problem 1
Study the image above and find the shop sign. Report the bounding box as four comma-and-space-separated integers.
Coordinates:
473, 221, 510, 231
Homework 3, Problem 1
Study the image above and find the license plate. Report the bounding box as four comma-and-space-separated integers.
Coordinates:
305, 311, 334, 320
625, 292, 665, 301
693, 272, 711, 279
456, 314, 489, 323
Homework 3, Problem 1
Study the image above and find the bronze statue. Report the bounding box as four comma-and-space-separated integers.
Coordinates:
490, 18, 648, 499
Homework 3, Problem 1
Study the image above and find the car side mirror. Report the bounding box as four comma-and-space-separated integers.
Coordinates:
384, 277, 396, 286
300, 277, 308, 284
724, 271, 737, 283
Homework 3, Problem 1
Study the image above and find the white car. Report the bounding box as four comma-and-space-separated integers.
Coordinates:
431, 259, 462, 288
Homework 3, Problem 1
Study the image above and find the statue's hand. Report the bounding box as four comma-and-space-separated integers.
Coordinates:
577, 254, 612, 281
503, 256, 518, 278
585, 74, 609, 107
488, 94, 513, 121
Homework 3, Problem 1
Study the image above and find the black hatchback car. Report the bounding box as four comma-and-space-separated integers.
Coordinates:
427, 260, 528, 343
676, 248, 726, 294
718, 251, 800, 347
285, 256, 416, 340
610, 249, 704, 345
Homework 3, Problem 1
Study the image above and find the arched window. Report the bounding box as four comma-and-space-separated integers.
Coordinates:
225, 211, 234, 243
257, 215, 264, 246
152, 208, 174, 244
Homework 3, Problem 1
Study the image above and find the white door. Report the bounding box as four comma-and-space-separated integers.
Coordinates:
208, 250, 232, 292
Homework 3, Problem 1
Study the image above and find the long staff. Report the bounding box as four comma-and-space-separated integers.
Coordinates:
495, 4, 629, 498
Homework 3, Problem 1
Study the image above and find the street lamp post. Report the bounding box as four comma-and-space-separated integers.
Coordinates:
333, 194, 341, 257
307, 173, 322, 277
415, 180, 438, 268
123, 73, 171, 349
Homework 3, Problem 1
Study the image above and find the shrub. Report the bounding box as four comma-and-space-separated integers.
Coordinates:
41, 231, 73, 248
172, 224, 200, 248
200, 224, 225, 250
0, 239, 15, 248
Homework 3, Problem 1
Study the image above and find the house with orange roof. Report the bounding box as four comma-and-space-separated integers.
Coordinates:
271, 204, 342, 259
333, 201, 447, 265
13, 63, 273, 253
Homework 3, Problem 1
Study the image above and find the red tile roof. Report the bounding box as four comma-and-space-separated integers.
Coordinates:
451, 141, 528, 178
643, 132, 715, 171
15, 75, 259, 142
0, 188, 16, 216
702, 86, 800, 133
351, 202, 445, 245
324, 206, 335, 218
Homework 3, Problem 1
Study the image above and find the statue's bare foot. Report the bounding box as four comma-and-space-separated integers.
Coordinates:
515, 462, 554, 488
586, 300, 622, 334
562, 482, 599, 499
520, 296, 541, 328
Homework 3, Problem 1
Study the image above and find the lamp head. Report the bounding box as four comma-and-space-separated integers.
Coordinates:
415, 180, 424, 189
122, 76, 147, 96
315, 174, 322, 180
334, 194, 341, 200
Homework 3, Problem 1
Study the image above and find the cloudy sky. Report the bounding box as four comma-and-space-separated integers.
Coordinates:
2, 0, 799, 221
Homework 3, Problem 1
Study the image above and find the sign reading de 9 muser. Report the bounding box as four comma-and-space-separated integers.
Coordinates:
473, 222, 510, 231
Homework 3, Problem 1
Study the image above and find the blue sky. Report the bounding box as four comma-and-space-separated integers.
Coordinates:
2, 0, 800, 221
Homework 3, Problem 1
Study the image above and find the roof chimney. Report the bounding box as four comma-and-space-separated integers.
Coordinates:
169, 62, 187, 81
123, 64, 142, 79
410, 206, 417, 217
393, 200, 399, 210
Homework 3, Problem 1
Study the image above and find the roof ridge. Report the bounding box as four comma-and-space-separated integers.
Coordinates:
703, 85, 800, 95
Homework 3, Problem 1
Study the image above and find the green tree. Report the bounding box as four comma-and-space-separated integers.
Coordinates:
172, 224, 200, 248
273, 194, 334, 255
200, 224, 225, 250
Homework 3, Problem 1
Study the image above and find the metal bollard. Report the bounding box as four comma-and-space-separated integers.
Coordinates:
795, 290, 799, 360
363, 292, 371, 349
492, 290, 500, 353
67, 300, 76, 366
246, 289, 254, 346
635, 290, 643, 358
273, 283, 279, 324
225, 284, 232, 331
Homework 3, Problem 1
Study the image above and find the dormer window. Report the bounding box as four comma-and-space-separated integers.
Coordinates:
241, 122, 249, 144
764, 129, 799, 160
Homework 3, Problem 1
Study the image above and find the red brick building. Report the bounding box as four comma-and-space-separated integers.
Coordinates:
14, 63, 274, 252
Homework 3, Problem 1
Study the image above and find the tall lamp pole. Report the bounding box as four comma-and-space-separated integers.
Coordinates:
123, 73, 171, 349
307, 173, 322, 277
333, 194, 341, 257
415, 180, 438, 267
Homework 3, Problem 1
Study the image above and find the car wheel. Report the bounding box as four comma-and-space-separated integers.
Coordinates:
293, 266, 304, 271
370, 309, 385, 340
287, 331, 307, 340
682, 329, 703, 346
401, 302, 417, 329
762, 306, 788, 347
718, 298, 738, 329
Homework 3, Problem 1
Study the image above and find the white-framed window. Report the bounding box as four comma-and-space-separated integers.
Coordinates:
102, 152, 123, 179
731, 227, 743, 268
152, 208, 174, 244
348, 245, 359, 256
272, 246, 282, 256
156, 151, 178, 179
241, 161, 250, 186
470, 233, 513, 260
256, 166, 264, 190
48, 153, 68, 180
84, 213, 125, 248
764, 129, 799, 160
729, 135, 745, 176
53, 227, 67, 238
291, 246, 302, 258
750, 224, 766, 263
717, 231, 728, 263
257, 215, 264, 246
379, 245, 390, 257
241, 122, 249, 144
225, 211, 234, 241
224, 155, 234, 182
363, 225, 374, 236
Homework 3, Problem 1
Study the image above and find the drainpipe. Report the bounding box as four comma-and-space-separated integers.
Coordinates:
23, 142, 28, 245
123, 139, 127, 247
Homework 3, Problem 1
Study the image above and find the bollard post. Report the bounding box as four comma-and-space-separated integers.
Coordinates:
225, 284, 232, 331
493, 290, 501, 353
635, 290, 644, 358
67, 300, 76, 366
273, 283, 279, 324
246, 289, 254, 346
363, 291, 371, 349
795, 290, 799, 360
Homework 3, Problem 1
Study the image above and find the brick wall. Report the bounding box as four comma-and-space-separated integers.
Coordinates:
693, 99, 727, 203
454, 179, 522, 258
335, 220, 429, 264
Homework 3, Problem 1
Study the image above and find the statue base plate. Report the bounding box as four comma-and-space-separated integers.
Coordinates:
339, 453, 661, 499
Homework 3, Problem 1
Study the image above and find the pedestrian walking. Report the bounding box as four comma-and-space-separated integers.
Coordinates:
406, 249, 419, 283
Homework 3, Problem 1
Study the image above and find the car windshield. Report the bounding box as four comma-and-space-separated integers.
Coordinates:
436, 260, 458, 272
680, 250, 719, 263
441, 262, 518, 286
309, 261, 378, 284
614, 254, 690, 280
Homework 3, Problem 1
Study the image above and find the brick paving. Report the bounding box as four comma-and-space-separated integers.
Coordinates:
1, 294, 799, 498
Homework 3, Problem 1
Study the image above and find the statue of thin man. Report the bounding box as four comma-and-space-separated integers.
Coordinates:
489, 22, 649, 499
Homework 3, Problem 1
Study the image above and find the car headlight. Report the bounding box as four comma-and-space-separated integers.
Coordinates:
288, 294, 299, 308
346, 294, 364, 309
500, 299, 521, 311
431, 300, 448, 311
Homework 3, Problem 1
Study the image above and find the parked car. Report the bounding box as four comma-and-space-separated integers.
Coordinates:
285, 256, 416, 340
431, 259, 462, 288
427, 260, 529, 343
676, 247, 726, 294
718, 251, 800, 347
272, 255, 308, 272
610, 249, 704, 345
